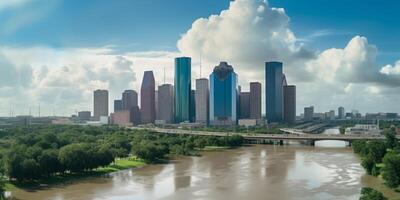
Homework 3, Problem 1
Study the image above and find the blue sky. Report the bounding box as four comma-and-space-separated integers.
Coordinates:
1, 0, 400, 116
1, 0, 400, 64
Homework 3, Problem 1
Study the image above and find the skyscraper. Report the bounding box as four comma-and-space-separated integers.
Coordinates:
174, 57, 192, 123
140, 71, 156, 124
249, 82, 262, 119
195, 78, 209, 124
93, 89, 109, 121
122, 90, 138, 110
190, 90, 196, 122
239, 92, 250, 119
338, 107, 345, 119
304, 106, 314, 121
114, 99, 122, 112
283, 85, 296, 124
209, 62, 238, 126
265, 62, 283, 122
157, 84, 174, 123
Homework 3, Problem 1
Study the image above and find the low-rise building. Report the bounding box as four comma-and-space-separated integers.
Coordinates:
345, 124, 381, 135
111, 111, 131, 127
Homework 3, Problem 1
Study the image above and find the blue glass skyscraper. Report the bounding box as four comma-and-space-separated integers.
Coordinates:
209, 62, 238, 126
265, 61, 283, 122
174, 57, 191, 123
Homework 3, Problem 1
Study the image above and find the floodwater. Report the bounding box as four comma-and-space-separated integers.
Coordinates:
11, 129, 400, 200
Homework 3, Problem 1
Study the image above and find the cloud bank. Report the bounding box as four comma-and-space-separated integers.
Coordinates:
1, 0, 400, 116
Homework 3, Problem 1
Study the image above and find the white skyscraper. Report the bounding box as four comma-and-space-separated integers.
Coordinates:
195, 78, 209, 124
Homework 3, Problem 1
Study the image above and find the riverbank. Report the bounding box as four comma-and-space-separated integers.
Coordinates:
5, 157, 146, 190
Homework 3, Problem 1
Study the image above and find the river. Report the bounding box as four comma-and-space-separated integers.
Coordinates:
11, 129, 400, 200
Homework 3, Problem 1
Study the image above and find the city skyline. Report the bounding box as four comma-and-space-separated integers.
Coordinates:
1, 0, 400, 117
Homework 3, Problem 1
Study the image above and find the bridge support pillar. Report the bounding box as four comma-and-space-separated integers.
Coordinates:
310, 140, 315, 146
279, 140, 284, 146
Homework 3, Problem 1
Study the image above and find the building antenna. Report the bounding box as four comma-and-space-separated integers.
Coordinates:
163, 67, 166, 84
199, 53, 202, 78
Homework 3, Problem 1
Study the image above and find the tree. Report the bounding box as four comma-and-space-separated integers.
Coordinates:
367, 141, 387, 163
361, 154, 375, 175
58, 143, 89, 173
131, 141, 168, 163
21, 159, 40, 180
38, 149, 61, 176
359, 187, 387, 200
384, 127, 397, 149
381, 151, 400, 188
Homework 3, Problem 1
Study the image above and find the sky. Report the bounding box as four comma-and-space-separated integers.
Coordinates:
0, 0, 400, 117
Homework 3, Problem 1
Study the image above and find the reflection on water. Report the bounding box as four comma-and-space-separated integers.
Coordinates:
12, 144, 400, 200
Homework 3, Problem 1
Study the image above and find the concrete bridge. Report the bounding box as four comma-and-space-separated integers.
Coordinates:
132, 127, 399, 145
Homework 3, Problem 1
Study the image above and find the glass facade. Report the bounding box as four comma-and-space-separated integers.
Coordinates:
174, 57, 191, 123
265, 62, 283, 122
209, 62, 238, 126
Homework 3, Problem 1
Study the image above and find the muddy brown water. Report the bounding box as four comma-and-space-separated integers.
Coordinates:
11, 142, 400, 200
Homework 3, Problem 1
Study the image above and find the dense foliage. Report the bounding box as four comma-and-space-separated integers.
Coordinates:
186, 125, 284, 134
0, 125, 244, 183
352, 127, 400, 189
359, 187, 387, 200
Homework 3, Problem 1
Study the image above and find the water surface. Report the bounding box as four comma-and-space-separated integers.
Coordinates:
12, 144, 399, 200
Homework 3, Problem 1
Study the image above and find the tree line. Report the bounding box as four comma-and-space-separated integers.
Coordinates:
0, 125, 244, 184
352, 127, 400, 189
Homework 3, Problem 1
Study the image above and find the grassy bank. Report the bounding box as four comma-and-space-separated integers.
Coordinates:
6, 157, 146, 190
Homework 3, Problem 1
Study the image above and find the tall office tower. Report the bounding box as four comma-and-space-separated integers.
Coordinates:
265, 62, 284, 122
338, 107, 345, 119
157, 84, 174, 123
174, 57, 192, 123
155, 90, 159, 120
130, 106, 141, 125
114, 100, 123, 112
328, 110, 335, 120
283, 85, 296, 124
239, 92, 250, 119
209, 62, 238, 126
93, 89, 109, 121
140, 71, 156, 124
249, 82, 262, 119
195, 78, 209, 124
190, 90, 196, 122
122, 90, 138, 111
304, 106, 314, 121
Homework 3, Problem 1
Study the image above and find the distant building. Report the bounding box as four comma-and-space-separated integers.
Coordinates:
345, 124, 380, 135
265, 62, 283, 122
283, 85, 296, 124
195, 78, 209, 124
174, 57, 192, 123
122, 90, 138, 111
130, 106, 141, 125
157, 84, 174, 123
140, 71, 156, 124
386, 113, 398, 119
190, 90, 196, 122
209, 62, 238, 126
78, 111, 91, 121
239, 92, 250, 119
111, 111, 132, 127
155, 90, 159, 120
328, 110, 335, 120
304, 106, 314, 121
249, 82, 262, 119
93, 89, 109, 121
338, 107, 345, 119
114, 100, 123, 112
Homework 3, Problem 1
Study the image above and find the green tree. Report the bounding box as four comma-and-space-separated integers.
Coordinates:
58, 143, 89, 173
361, 154, 375, 175
384, 127, 397, 149
381, 151, 400, 188
359, 187, 387, 200
131, 141, 168, 163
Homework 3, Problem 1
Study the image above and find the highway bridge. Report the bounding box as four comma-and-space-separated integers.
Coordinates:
132, 127, 399, 145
